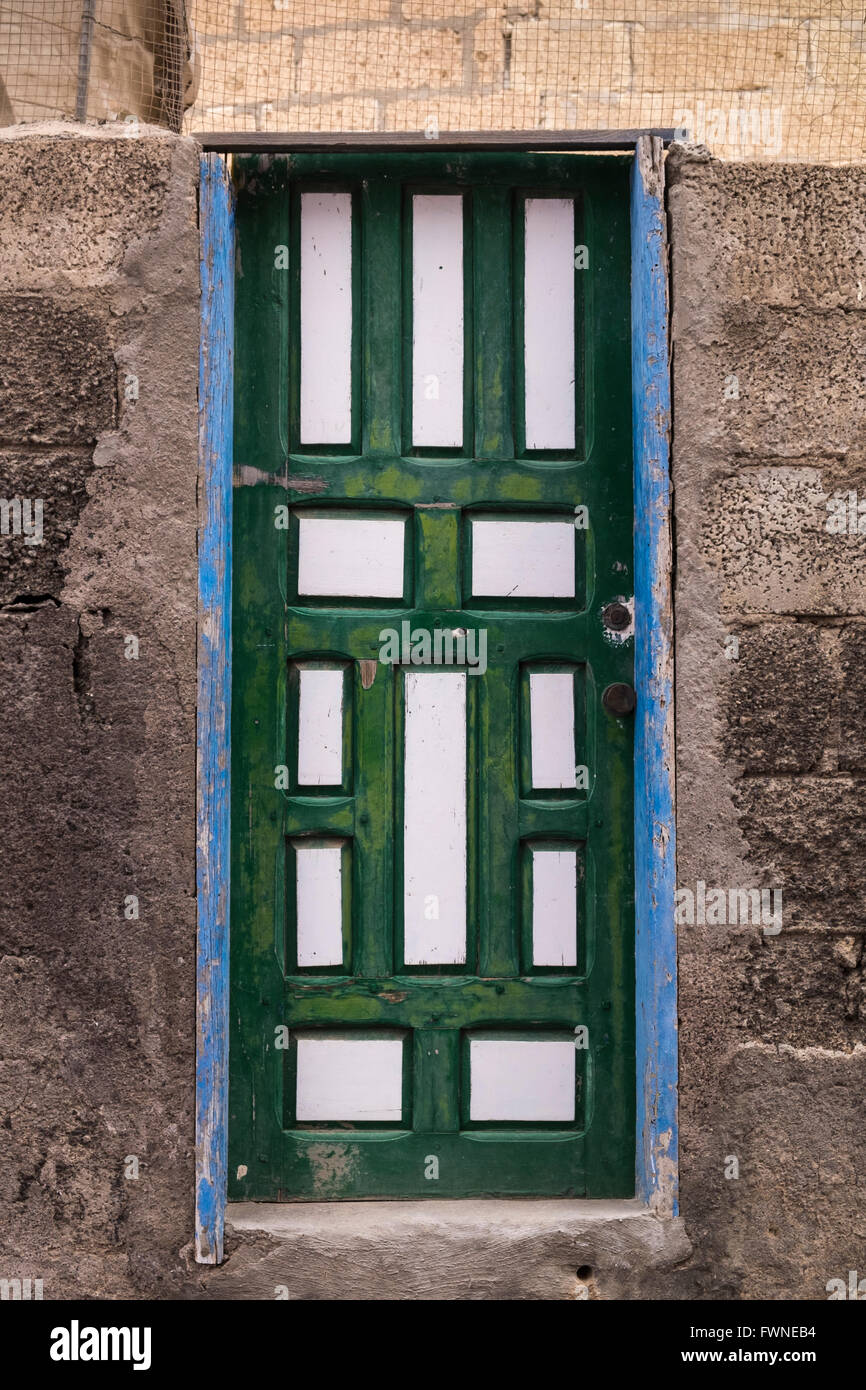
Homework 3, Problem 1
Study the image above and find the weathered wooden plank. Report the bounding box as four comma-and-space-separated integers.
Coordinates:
198, 130, 677, 154
195, 152, 234, 1265
631, 135, 678, 1216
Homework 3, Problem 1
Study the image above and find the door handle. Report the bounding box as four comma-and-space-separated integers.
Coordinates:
602, 682, 636, 716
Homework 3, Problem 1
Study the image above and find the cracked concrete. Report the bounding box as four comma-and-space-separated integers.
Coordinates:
196, 1200, 691, 1301
0, 124, 200, 1300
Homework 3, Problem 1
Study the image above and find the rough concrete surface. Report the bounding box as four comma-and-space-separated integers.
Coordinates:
197, 1201, 691, 1301
0, 125, 201, 1300
667, 147, 866, 1301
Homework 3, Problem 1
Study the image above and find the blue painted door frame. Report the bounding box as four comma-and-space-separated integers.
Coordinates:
194, 138, 676, 1263
195, 153, 234, 1264
630, 136, 678, 1215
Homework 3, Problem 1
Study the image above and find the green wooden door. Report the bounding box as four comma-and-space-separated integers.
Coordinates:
230, 152, 634, 1200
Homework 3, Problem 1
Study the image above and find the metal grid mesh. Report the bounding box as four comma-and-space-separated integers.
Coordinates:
0, 2, 864, 160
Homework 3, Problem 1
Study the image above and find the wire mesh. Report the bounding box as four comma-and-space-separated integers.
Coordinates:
0, 2, 863, 160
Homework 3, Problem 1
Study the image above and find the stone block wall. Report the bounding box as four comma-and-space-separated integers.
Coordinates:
187, 1, 866, 162
666, 148, 866, 1299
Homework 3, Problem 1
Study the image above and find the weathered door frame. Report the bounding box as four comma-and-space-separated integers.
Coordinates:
194, 136, 676, 1263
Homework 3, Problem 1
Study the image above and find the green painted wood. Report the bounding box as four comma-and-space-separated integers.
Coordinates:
478, 668, 520, 979
354, 663, 395, 979
472, 185, 513, 460
230, 152, 634, 1201
228, 481, 287, 1196
415, 508, 460, 610
233, 158, 289, 473
362, 177, 402, 458
413, 1029, 460, 1133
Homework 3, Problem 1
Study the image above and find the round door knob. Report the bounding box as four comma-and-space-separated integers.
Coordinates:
602, 601, 631, 631
602, 682, 636, 716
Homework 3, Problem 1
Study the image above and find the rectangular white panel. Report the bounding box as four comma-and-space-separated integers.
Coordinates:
469, 1039, 576, 1121
529, 672, 576, 788
524, 197, 575, 450
297, 667, 343, 786
300, 191, 353, 443
297, 516, 404, 598
295, 844, 343, 967
412, 194, 464, 448
471, 519, 574, 598
403, 671, 466, 964
295, 1037, 403, 1121
532, 849, 578, 967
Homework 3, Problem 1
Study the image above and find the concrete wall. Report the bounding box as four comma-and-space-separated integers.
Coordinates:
0, 125, 864, 1300
185, 1, 866, 162
666, 147, 866, 1299
0, 125, 201, 1299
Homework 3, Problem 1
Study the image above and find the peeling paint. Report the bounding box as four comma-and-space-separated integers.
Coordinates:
603, 594, 635, 645
233, 463, 327, 493
304, 1142, 361, 1197
631, 136, 678, 1218
195, 154, 234, 1267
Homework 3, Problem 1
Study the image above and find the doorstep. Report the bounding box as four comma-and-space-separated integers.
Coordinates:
198, 1198, 691, 1299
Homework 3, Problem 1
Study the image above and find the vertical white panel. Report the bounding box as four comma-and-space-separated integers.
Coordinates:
297, 516, 405, 598
297, 667, 343, 786
529, 672, 576, 788
524, 197, 575, 450
532, 849, 578, 967
469, 1039, 575, 1120
471, 519, 575, 598
295, 844, 343, 967
412, 195, 464, 448
300, 192, 353, 443
295, 1037, 403, 1121
403, 671, 466, 964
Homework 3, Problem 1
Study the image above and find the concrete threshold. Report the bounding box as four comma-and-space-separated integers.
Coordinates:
204, 1198, 692, 1299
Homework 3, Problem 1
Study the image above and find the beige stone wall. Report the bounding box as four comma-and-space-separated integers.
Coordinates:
0, 2, 196, 130
0, 3, 861, 159
185, 1, 866, 161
